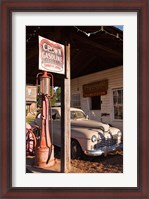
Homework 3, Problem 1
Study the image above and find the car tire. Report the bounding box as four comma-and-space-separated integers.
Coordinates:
71, 139, 82, 160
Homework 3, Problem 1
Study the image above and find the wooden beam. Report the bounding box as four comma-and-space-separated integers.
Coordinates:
61, 43, 71, 173
71, 33, 122, 57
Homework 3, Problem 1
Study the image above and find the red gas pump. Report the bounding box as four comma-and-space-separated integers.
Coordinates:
34, 71, 55, 168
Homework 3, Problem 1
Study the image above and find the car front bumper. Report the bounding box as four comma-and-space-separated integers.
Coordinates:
84, 143, 123, 157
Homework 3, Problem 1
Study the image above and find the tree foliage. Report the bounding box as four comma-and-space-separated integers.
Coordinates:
50, 87, 61, 106
37, 86, 61, 108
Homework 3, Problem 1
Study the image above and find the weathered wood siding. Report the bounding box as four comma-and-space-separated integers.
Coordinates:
71, 66, 123, 131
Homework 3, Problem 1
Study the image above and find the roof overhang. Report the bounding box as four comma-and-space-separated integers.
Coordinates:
26, 26, 123, 85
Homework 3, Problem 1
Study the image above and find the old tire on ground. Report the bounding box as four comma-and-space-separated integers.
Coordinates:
71, 139, 82, 160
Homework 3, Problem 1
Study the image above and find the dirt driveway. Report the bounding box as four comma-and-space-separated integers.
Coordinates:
55, 147, 123, 173
26, 148, 123, 173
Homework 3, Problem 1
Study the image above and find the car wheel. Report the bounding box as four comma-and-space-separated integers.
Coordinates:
26, 129, 37, 156
71, 139, 82, 160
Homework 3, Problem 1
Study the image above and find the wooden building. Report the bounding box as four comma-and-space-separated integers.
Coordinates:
26, 85, 37, 115
71, 65, 123, 131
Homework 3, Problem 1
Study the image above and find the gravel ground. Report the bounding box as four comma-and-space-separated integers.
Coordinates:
70, 151, 123, 173
26, 147, 123, 173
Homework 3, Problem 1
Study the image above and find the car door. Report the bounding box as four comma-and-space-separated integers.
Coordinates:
51, 109, 61, 147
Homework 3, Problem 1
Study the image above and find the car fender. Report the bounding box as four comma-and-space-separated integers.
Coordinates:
71, 127, 99, 151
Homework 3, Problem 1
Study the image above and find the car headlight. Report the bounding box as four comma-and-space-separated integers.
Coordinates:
91, 135, 97, 142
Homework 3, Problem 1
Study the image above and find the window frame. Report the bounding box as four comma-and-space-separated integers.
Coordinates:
71, 93, 81, 108
112, 88, 123, 121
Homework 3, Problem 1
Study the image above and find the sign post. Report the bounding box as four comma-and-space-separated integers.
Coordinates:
61, 43, 71, 172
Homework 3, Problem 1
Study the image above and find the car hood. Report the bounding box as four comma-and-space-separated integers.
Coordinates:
71, 119, 110, 132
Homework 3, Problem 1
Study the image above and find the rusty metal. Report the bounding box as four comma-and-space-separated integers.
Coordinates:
26, 128, 37, 156
34, 71, 55, 168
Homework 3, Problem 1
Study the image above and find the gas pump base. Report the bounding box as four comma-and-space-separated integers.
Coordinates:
34, 145, 55, 168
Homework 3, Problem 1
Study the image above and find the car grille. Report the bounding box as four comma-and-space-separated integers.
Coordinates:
94, 138, 117, 149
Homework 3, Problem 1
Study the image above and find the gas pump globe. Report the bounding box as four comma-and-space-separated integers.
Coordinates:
34, 71, 55, 168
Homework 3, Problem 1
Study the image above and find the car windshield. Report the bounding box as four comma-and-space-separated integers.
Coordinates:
36, 109, 87, 120
71, 111, 86, 120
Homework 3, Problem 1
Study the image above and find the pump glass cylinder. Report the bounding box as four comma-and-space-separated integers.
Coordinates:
40, 77, 50, 95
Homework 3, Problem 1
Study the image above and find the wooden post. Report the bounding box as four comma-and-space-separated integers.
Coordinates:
61, 43, 71, 172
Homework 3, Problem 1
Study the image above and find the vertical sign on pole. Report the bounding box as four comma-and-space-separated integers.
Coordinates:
39, 36, 65, 74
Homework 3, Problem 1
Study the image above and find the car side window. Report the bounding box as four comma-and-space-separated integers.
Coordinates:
71, 111, 77, 119
52, 109, 60, 120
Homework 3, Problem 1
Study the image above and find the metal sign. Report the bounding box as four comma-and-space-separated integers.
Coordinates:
39, 36, 65, 74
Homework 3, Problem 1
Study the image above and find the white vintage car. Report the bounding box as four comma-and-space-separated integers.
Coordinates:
31, 107, 123, 159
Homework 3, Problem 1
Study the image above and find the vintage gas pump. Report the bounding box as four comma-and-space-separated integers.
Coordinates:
34, 71, 55, 168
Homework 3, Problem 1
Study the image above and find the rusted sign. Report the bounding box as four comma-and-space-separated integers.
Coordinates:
39, 36, 65, 74
83, 79, 108, 97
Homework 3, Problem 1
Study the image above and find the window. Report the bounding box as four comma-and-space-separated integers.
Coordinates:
71, 94, 81, 108
113, 89, 123, 120
91, 96, 101, 110
71, 111, 86, 120
51, 109, 60, 120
